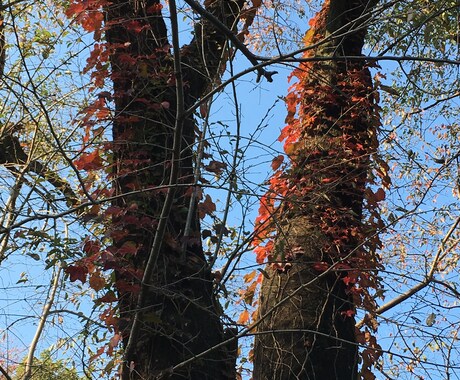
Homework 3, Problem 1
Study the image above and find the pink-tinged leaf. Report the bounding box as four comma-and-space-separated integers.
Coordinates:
200, 103, 208, 118
341, 309, 355, 318
89, 346, 105, 363
342, 276, 355, 286
109, 333, 121, 348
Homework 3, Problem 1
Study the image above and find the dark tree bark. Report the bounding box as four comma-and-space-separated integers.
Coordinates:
104, 0, 242, 378
253, 1, 379, 379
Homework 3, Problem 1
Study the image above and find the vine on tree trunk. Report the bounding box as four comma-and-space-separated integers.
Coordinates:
251, 1, 386, 378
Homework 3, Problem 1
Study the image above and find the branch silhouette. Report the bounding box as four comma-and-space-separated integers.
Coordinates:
0, 126, 77, 206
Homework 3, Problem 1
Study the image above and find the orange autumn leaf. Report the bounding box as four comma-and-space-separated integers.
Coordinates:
238, 310, 250, 324
243, 270, 257, 283
254, 246, 267, 264
284, 141, 299, 156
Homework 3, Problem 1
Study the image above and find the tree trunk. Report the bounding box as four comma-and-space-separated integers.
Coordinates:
104, 0, 242, 378
253, 1, 379, 379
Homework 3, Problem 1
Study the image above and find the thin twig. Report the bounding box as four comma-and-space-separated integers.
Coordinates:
8, 8, 94, 204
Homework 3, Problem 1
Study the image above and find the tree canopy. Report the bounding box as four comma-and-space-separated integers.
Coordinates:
0, 0, 460, 379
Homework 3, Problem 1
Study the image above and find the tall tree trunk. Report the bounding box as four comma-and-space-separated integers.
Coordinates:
253, 1, 379, 379
104, 0, 241, 378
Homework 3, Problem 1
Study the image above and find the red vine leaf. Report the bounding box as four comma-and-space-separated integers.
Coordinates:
204, 160, 226, 175
83, 239, 101, 254
374, 188, 386, 202
65, 265, 88, 283
312, 262, 329, 272
97, 291, 118, 303
74, 150, 103, 171
198, 195, 216, 218
124, 20, 149, 34
146, 3, 163, 13
89, 271, 106, 291
271, 155, 284, 170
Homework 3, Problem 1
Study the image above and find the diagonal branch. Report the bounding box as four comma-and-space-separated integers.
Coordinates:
182, 0, 277, 84
0, 365, 12, 380
357, 215, 460, 328
23, 266, 62, 380
0, 131, 78, 206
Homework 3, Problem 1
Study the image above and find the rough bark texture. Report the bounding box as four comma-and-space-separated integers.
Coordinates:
253, 1, 379, 379
105, 0, 242, 378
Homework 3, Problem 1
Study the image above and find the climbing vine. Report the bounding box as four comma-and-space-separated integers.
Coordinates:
250, 1, 387, 377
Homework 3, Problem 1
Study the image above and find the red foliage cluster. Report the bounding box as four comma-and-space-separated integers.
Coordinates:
65, 1, 225, 363
255, 54, 382, 269
66, 0, 108, 40
64, 0, 160, 358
